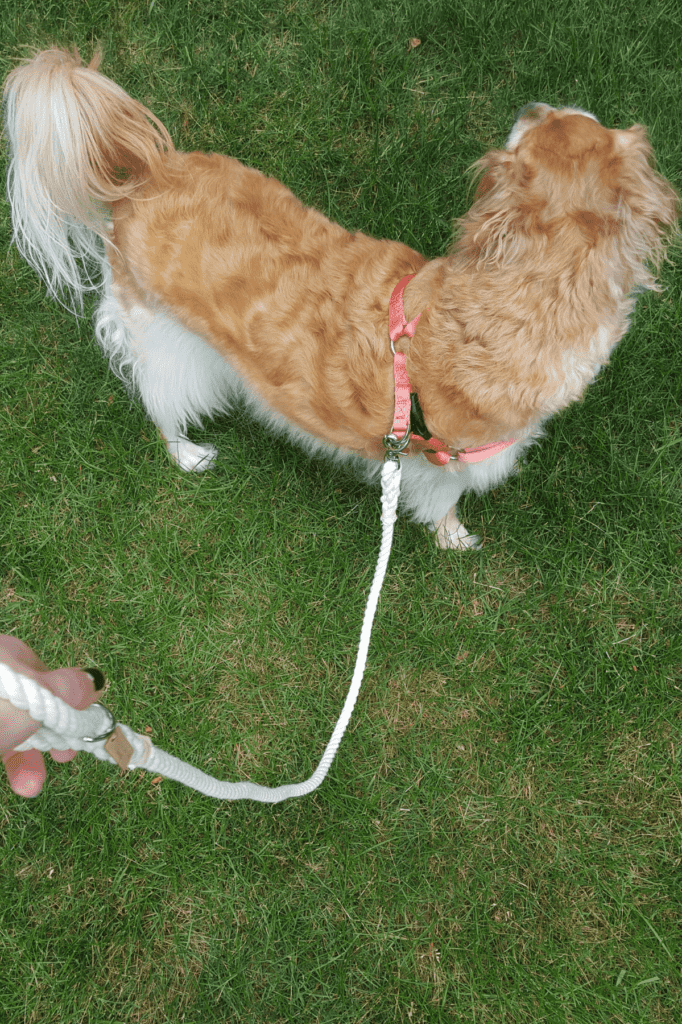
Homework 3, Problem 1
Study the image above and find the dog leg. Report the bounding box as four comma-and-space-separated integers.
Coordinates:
433, 506, 482, 551
96, 282, 235, 473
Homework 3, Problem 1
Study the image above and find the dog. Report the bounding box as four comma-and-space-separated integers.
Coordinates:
4, 49, 678, 549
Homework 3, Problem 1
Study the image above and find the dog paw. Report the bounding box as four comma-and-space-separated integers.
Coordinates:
432, 516, 482, 551
167, 438, 218, 472
437, 527, 482, 551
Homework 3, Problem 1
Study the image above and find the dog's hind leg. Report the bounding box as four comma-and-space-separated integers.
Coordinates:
161, 434, 218, 473
95, 271, 234, 471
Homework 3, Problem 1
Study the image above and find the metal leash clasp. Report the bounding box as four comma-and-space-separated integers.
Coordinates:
383, 429, 411, 464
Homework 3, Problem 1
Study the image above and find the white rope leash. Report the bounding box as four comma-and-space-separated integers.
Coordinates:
0, 459, 402, 803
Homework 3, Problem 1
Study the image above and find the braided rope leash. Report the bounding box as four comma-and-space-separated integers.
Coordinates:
0, 459, 402, 803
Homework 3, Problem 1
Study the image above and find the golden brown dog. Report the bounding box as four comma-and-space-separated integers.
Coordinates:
4, 50, 677, 548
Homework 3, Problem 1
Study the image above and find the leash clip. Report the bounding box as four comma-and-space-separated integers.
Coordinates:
383, 430, 411, 463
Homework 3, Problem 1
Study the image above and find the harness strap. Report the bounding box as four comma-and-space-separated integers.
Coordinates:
389, 275, 451, 465
389, 274, 422, 345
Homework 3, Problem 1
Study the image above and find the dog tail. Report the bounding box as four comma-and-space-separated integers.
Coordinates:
3, 47, 174, 310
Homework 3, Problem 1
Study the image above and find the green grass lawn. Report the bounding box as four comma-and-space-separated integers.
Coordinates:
1, 1, 681, 1021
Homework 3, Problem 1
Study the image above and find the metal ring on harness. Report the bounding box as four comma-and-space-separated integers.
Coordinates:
382, 431, 412, 462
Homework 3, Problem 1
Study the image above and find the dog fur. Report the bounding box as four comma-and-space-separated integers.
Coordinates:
4, 50, 678, 548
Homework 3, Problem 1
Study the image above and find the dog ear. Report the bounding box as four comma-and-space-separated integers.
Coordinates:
455, 149, 535, 266
474, 161, 498, 201
472, 149, 513, 190
616, 125, 679, 229
608, 125, 679, 288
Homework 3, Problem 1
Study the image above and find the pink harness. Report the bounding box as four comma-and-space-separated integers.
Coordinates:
388, 275, 516, 466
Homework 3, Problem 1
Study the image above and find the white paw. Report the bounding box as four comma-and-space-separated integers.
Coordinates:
432, 513, 482, 551
437, 525, 482, 551
167, 438, 218, 472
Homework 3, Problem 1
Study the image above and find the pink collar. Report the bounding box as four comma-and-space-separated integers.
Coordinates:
388, 274, 516, 465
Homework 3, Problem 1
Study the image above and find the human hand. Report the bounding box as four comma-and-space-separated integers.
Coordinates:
0, 635, 104, 797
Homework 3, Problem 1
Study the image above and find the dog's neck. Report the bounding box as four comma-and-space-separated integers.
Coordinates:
398, 257, 530, 449
403, 245, 625, 450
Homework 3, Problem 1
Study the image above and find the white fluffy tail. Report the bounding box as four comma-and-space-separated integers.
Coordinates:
3, 48, 174, 310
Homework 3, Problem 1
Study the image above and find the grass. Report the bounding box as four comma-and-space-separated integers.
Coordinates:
1, 0, 681, 1021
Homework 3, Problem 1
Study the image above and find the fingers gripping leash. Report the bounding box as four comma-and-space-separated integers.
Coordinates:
0, 460, 402, 803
